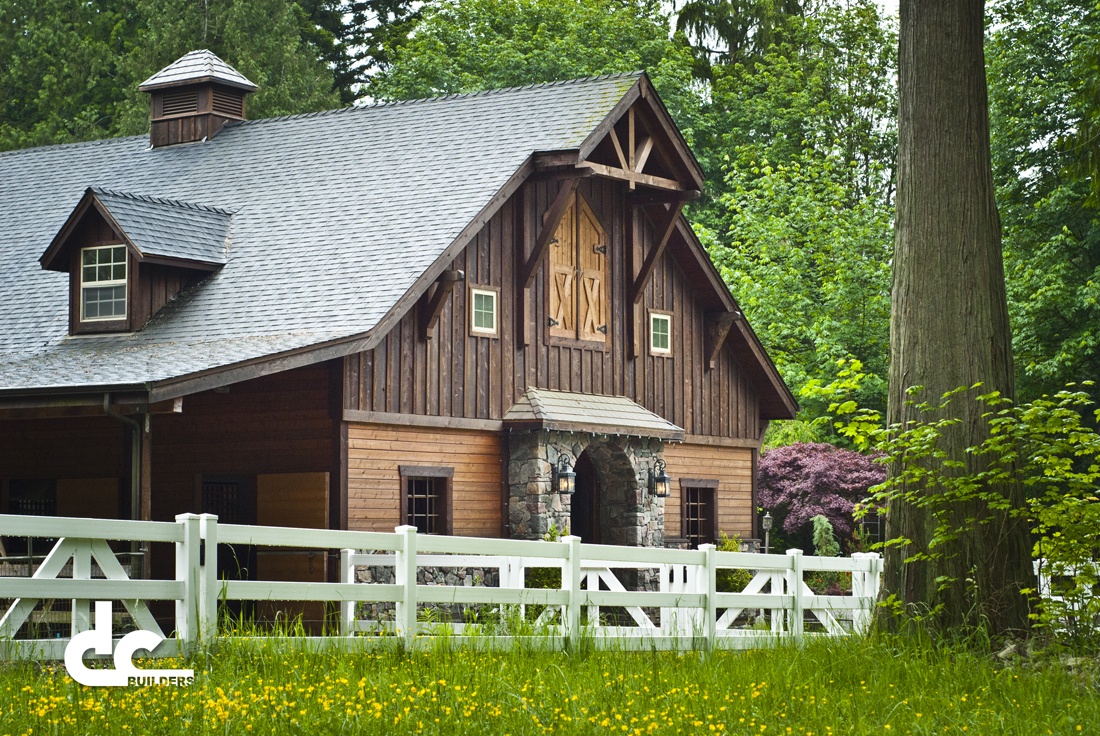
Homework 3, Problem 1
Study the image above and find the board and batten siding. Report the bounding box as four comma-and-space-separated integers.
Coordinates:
347, 423, 502, 536
662, 443, 754, 540
344, 177, 762, 442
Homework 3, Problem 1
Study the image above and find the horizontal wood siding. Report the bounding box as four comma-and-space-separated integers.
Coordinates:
346, 177, 762, 443
662, 443, 754, 540
347, 423, 502, 537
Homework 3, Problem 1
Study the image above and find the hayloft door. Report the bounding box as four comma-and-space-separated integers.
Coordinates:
548, 193, 608, 344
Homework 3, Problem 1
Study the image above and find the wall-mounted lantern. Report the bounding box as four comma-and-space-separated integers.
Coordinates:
555, 453, 576, 495
649, 458, 672, 498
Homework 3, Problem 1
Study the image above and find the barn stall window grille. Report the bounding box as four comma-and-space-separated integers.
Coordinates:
681, 480, 719, 548
399, 466, 454, 535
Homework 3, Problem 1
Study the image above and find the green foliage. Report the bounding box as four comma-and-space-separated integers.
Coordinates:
700, 2, 896, 425
988, 0, 1100, 404
674, 0, 805, 76
863, 383, 1100, 647
811, 514, 840, 558
799, 358, 884, 450
4, 636, 1100, 733
370, 0, 698, 110
0, 0, 341, 151
715, 532, 753, 592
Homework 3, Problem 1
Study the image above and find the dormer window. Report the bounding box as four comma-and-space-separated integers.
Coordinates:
40, 187, 232, 335
80, 245, 128, 321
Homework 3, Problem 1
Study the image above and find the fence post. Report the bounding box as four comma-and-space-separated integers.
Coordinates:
71, 540, 93, 637
699, 544, 717, 650
770, 567, 785, 635
785, 549, 804, 643
850, 552, 869, 634
340, 549, 355, 636
175, 514, 201, 654
394, 526, 418, 648
197, 514, 218, 643
562, 536, 581, 648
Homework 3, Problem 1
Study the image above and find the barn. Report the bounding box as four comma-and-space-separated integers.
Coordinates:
0, 51, 796, 587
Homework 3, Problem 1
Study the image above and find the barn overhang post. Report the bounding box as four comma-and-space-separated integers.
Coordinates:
0, 389, 182, 578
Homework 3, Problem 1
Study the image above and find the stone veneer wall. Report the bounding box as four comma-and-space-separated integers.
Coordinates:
506, 430, 667, 547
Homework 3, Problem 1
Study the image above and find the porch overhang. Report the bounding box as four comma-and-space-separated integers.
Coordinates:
503, 388, 684, 441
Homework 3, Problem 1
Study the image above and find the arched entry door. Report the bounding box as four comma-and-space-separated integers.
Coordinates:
570, 450, 600, 543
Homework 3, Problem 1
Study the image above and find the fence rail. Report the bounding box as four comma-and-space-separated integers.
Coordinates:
0, 513, 882, 660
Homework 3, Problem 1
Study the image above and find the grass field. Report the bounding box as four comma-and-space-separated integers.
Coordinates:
1, 634, 1096, 735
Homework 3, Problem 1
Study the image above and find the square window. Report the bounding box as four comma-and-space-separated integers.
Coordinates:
650, 313, 671, 355
469, 287, 498, 336
400, 466, 453, 535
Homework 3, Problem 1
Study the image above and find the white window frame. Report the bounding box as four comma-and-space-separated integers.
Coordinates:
649, 311, 672, 355
80, 244, 128, 322
469, 286, 499, 337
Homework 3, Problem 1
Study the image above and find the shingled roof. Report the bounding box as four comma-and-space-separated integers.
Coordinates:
0, 73, 641, 398
138, 49, 258, 92
504, 389, 685, 441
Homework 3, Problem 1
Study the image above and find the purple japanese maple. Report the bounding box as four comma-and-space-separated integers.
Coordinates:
758, 443, 885, 539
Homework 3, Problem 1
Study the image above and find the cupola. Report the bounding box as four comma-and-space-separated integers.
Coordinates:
138, 50, 258, 148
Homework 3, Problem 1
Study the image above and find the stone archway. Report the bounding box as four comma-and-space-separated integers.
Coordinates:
506, 430, 666, 546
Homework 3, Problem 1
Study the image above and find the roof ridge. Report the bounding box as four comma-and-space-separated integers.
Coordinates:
233, 71, 645, 128
526, 387, 548, 421
92, 187, 235, 216
0, 133, 147, 159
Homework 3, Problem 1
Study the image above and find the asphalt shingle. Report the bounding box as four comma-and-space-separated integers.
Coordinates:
93, 189, 231, 266
504, 388, 684, 440
139, 49, 258, 92
0, 73, 641, 393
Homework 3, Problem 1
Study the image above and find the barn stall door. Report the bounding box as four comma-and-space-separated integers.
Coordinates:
255, 472, 329, 630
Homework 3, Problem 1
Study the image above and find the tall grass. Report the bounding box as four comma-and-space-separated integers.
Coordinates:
0, 634, 1095, 734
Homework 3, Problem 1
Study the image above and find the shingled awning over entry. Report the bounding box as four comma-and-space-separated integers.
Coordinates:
504, 388, 684, 441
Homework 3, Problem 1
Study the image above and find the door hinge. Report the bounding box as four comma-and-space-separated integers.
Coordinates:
597, 324, 608, 334
594, 245, 607, 255
548, 317, 560, 327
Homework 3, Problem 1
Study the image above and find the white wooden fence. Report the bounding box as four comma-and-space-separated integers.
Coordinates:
0, 513, 882, 660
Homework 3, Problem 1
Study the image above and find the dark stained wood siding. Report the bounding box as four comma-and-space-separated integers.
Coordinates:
346, 177, 762, 441
131, 263, 196, 331
152, 364, 336, 523
0, 417, 130, 517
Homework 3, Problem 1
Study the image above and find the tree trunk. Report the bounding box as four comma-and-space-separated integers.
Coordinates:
886, 0, 1033, 635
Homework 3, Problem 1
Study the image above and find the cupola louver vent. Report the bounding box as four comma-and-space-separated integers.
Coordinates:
211, 87, 245, 118
162, 89, 199, 116
138, 50, 258, 147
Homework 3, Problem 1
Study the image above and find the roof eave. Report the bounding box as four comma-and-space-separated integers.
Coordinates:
137, 76, 258, 94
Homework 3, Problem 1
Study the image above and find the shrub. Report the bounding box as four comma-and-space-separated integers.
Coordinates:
758, 442, 886, 550
715, 533, 754, 593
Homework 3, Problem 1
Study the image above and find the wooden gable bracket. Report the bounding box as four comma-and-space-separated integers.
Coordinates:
630, 201, 684, 305
519, 178, 579, 291
577, 107, 687, 192
704, 310, 741, 370
515, 177, 580, 345
419, 269, 465, 339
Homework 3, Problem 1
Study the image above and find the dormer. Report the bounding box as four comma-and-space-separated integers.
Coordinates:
40, 188, 232, 335
138, 50, 258, 148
